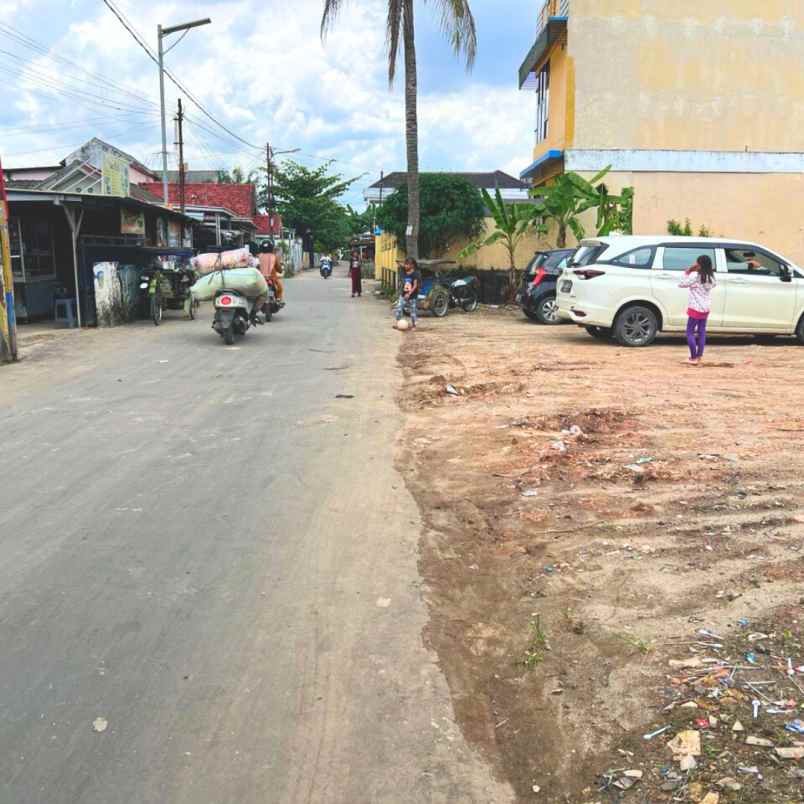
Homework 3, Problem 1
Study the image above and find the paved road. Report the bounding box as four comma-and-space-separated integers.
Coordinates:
0, 266, 512, 804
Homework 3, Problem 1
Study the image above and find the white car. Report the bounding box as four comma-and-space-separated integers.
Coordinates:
556, 235, 804, 346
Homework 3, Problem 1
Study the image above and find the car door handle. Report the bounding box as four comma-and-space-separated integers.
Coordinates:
655, 273, 676, 280
730, 278, 749, 284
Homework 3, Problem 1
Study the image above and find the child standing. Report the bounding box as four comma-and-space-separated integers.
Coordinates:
679, 255, 716, 365
394, 258, 421, 329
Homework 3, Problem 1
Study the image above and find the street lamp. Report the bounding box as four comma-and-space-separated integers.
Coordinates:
158, 17, 211, 205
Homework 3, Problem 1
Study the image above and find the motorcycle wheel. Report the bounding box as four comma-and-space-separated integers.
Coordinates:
461, 291, 479, 313
264, 304, 272, 322
431, 289, 450, 318
223, 325, 235, 345
151, 290, 163, 326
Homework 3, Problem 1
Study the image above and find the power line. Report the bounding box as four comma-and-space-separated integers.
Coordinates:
0, 59, 159, 115
0, 21, 160, 109
100, 0, 263, 151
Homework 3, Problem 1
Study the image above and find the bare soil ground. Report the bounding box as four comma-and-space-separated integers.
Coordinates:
396, 307, 804, 803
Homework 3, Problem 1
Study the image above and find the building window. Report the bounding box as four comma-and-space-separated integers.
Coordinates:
9, 218, 57, 282
535, 61, 550, 143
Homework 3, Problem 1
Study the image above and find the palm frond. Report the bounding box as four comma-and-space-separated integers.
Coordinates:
429, 0, 477, 69
320, 0, 345, 40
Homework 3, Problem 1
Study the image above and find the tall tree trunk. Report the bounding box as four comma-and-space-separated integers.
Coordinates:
403, 0, 420, 260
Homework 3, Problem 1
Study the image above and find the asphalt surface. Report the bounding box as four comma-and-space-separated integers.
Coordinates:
0, 265, 512, 804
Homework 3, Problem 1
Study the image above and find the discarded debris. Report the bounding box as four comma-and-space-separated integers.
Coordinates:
643, 725, 671, 740
745, 735, 774, 747
776, 746, 804, 759
521, 488, 540, 498
445, 384, 460, 396
667, 729, 701, 759
92, 717, 108, 733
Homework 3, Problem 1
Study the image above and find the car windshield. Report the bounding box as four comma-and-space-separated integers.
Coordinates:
571, 243, 608, 266
524, 253, 548, 276
543, 251, 573, 272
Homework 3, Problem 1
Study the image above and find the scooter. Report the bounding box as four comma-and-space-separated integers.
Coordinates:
212, 289, 264, 345
320, 258, 332, 279
260, 281, 283, 322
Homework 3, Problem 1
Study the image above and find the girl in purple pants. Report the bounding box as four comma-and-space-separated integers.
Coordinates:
679, 255, 716, 365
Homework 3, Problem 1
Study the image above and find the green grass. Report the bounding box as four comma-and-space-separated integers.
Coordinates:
522, 615, 548, 670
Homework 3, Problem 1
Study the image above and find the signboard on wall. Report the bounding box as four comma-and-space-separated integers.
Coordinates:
120, 208, 145, 236
168, 220, 181, 248
102, 154, 130, 197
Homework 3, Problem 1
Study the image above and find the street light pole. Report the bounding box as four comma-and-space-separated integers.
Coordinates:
158, 24, 168, 205
157, 17, 211, 207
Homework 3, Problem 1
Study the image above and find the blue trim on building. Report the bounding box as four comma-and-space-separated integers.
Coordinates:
520, 150, 564, 180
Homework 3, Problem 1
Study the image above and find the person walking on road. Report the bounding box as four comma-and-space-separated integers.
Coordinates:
349, 248, 362, 298
679, 254, 716, 365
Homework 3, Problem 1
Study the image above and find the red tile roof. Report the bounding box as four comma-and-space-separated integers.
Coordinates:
141, 182, 256, 218
254, 213, 283, 236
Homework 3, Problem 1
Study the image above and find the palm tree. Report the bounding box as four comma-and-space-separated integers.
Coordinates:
322, 0, 477, 259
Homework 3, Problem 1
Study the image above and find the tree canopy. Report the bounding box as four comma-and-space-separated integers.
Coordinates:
375, 174, 485, 258
266, 161, 361, 251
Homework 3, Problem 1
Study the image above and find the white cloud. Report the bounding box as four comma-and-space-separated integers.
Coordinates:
1, 0, 535, 203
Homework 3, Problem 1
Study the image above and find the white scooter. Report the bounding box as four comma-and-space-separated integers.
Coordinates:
212, 289, 264, 345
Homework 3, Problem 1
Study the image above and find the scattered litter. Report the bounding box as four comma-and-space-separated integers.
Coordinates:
158, 360, 169, 364
531, 784, 541, 793
376, 597, 392, 608
700, 794, 720, 804
785, 719, 804, 734
737, 766, 761, 776
752, 698, 761, 719
745, 735, 774, 747
738, 617, 750, 628
745, 652, 758, 665
731, 720, 744, 732
550, 440, 568, 453
445, 384, 459, 396
776, 746, 804, 759
521, 489, 540, 498
717, 777, 741, 792
92, 717, 108, 733
334, 394, 355, 399
643, 725, 670, 740
667, 730, 701, 759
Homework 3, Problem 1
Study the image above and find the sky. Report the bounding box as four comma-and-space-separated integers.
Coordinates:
0, 0, 540, 207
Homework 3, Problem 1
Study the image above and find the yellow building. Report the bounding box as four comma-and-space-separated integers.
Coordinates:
519, 0, 804, 262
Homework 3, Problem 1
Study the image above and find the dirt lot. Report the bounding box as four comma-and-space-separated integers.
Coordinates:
397, 308, 804, 803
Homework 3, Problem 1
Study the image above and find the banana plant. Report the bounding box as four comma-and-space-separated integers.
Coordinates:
459, 187, 536, 293
530, 166, 612, 247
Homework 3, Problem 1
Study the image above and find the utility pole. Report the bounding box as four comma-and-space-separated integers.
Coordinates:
264, 144, 299, 239
266, 142, 274, 236
176, 98, 186, 214
157, 17, 211, 205
0, 157, 18, 362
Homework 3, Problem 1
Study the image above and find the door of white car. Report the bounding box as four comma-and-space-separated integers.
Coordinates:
652, 245, 724, 328
721, 246, 797, 331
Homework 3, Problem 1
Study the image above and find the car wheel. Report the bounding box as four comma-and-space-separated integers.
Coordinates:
796, 315, 804, 345
614, 305, 658, 347
586, 325, 612, 340
535, 294, 561, 325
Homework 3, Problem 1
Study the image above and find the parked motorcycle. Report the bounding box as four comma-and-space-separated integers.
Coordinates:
212, 289, 264, 344
447, 275, 480, 313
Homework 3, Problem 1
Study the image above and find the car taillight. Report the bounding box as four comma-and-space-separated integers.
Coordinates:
531, 267, 547, 287
573, 269, 606, 280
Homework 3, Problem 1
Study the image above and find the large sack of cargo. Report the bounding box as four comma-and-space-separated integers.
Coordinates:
190, 268, 268, 301
191, 247, 251, 275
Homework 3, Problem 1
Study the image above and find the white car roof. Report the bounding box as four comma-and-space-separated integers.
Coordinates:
579, 235, 791, 262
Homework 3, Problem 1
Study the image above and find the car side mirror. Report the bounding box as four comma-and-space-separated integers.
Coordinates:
780, 266, 793, 283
